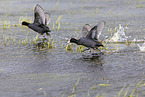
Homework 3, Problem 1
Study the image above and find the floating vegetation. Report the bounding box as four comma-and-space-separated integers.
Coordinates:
66, 43, 72, 51
136, 5, 145, 8
98, 83, 111, 87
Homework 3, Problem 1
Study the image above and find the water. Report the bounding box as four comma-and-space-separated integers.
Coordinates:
0, 0, 145, 97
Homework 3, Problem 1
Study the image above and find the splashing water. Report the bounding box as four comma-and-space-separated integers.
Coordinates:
137, 43, 145, 51
109, 24, 129, 42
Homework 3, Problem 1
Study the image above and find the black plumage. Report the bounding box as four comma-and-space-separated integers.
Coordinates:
22, 4, 51, 35
70, 21, 105, 51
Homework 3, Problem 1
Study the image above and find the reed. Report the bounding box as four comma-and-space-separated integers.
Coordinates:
70, 78, 80, 97
66, 44, 72, 51
57, 21, 61, 31
56, 16, 62, 26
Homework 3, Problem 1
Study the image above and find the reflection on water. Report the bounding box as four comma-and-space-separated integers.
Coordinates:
83, 52, 104, 61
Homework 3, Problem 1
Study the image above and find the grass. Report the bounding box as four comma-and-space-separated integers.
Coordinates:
22, 36, 29, 45
56, 16, 63, 31
57, 21, 61, 31
0, 14, 62, 51
56, 16, 63, 26
136, 5, 145, 8
66, 43, 72, 51
69, 78, 80, 97
114, 79, 144, 97
1, 14, 11, 29
65, 78, 145, 97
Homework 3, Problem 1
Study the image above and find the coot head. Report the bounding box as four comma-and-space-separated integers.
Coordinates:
70, 38, 78, 44
22, 21, 29, 26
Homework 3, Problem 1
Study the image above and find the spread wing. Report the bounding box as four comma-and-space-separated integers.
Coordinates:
86, 21, 105, 40
94, 21, 105, 40
86, 25, 98, 39
34, 4, 45, 25
44, 12, 51, 25
82, 24, 91, 37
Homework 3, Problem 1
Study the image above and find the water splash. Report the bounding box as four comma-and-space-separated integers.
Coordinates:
108, 24, 130, 42
137, 43, 145, 51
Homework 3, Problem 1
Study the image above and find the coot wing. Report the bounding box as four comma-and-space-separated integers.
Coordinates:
82, 24, 91, 37
93, 21, 105, 40
34, 4, 45, 25
44, 12, 51, 25
86, 21, 105, 40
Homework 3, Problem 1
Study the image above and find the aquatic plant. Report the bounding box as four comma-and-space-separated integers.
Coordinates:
2, 14, 11, 29
66, 44, 72, 51
33, 34, 39, 44
33, 37, 55, 50
115, 79, 144, 97
56, 16, 62, 26
52, 23, 55, 30
136, 5, 145, 8
61, 43, 64, 48
13, 36, 16, 44
69, 78, 80, 97
98, 82, 111, 87
57, 21, 61, 31
22, 36, 29, 45
55, 1, 59, 10
76, 45, 85, 53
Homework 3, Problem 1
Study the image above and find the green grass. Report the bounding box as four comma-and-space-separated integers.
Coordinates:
2, 14, 11, 29
136, 5, 145, 8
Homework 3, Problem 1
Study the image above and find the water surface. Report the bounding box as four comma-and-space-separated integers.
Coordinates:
0, 0, 145, 97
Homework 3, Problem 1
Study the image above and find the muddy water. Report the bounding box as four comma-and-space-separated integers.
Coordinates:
0, 0, 145, 97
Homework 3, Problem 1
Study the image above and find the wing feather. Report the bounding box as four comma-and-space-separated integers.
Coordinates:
44, 12, 51, 25
82, 24, 91, 37
86, 21, 105, 40
94, 21, 105, 40
34, 4, 45, 25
